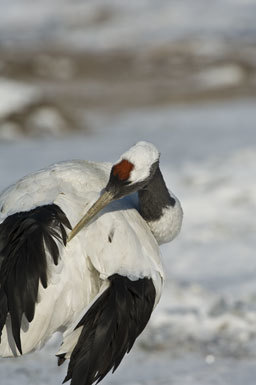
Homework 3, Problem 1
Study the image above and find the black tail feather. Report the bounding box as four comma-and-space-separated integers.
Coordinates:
64, 274, 156, 385
0, 204, 71, 353
0, 288, 8, 344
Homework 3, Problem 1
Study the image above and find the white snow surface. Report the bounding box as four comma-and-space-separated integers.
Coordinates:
0, 99, 256, 384
0, 0, 256, 50
0, 79, 38, 119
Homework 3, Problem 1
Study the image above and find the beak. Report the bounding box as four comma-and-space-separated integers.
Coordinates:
67, 190, 114, 242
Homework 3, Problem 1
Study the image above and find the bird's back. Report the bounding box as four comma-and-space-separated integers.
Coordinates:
0, 160, 111, 221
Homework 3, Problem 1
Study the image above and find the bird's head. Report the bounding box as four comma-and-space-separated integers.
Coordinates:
67, 141, 160, 242
106, 141, 160, 199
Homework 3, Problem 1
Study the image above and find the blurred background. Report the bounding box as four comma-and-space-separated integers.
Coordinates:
0, 1, 256, 384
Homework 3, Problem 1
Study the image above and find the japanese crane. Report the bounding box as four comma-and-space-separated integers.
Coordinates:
0, 141, 183, 385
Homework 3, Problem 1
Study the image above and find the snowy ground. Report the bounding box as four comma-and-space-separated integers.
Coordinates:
1, 0, 256, 50
0, 100, 256, 384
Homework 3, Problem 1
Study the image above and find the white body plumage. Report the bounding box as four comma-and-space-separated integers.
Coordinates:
0, 142, 183, 385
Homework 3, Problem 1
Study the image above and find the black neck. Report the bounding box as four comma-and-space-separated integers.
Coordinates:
138, 165, 175, 222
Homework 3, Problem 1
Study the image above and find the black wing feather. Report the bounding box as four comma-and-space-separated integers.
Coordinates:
63, 274, 156, 385
0, 204, 71, 354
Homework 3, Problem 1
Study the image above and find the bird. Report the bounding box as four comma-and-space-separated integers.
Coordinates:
0, 141, 183, 385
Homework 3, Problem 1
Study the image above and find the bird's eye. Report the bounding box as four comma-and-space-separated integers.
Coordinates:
123, 179, 132, 186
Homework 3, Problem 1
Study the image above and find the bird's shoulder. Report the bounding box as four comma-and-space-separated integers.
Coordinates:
0, 160, 111, 222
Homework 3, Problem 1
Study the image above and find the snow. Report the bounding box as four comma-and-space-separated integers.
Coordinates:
0, 79, 37, 119
0, 100, 256, 384
0, 0, 256, 50
196, 65, 245, 89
